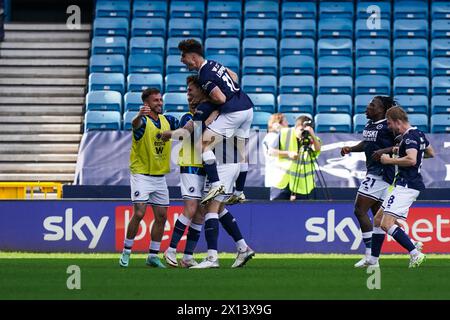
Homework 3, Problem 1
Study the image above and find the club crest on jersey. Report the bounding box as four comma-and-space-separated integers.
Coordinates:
134, 191, 140, 197
376, 124, 383, 130
189, 187, 195, 193
156, 133, 162, 140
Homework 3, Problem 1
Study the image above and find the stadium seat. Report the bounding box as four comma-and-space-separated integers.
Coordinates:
394, 76, 429, 96
355, 39, 390, 58
393, 56, 429, 77
355, 56, 391, 77
167, 37, 202, 55
319, 1, 354, 19
242, 38, 278, 57
284, 112, 313, 126
280, 55, 314, 76
242, 56, 278, 76
279, 75, 315, 95
318, 18, 353, 39
88, 73, 125, 94
127, 74, 163, 92
432, 76, 450, 95
95, 1, 130, 18
316, 94, 352, 114
128, 53, 164, 74
432, 2, 450, 20
408, 114, 429, 132
317, 76, 353, 95
245, 1, 279, 19
281, 19, 316, 39
281, 1, 316, 19
432, 20, 450, 39
353, 114, 368, 133
205, 37, 240, 57
84, 110, 121, 131
169, 18, 203, 38
394, 1, 428, 20
123, 110, 138, 130
317, 38, 352, 57
251, 111, 272, 130
431, 95, 450, 114
207, 2, 242, 19
394, 19, 429, 39
393, 39, 428, 58
431, 114, 450, 133
166, 55, 190, 74
244, 19, 279, 39
131, 18, 166, 37
163, 92, 188, 112
280, 38, 315, 57
277, 94, 314, 114
432, 58, 450, 77
206, 55, 240, 74
93, 18, 129, 37
355, 75, 391, 95
241, 75, 277, 95
86, 91, 122, 112
165, 73, 189, 92
89, 54, 125, 73
357, 1, 391, 20
318, 56, 353, 76
170, 1, 205, 19
315, 113, 352, 133
206, 18, 241, 38
92, 36, 128, 55
130, 37, 165, 55
133, 1, 168, 18
354, 95, 373, 114
431, 39, 450, 58
355, 19, 390, 39
247, 93, 276, 113
394, 95, 429, 114
124, 92, 144, 111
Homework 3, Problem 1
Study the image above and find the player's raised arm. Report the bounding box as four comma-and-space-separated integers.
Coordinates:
381, 148, 417, 166
132, 104, 151, 129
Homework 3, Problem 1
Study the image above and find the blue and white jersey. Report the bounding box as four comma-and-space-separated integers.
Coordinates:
198, 60, 253, 114
362, 119, 396, 184
396, 127, 429, 191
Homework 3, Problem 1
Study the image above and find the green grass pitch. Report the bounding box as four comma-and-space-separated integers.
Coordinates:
1, 252, 450, 300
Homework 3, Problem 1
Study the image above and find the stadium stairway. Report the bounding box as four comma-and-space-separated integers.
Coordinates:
0, 23, 91, 182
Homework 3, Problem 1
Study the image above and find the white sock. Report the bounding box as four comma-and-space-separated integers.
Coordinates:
211, 181, 221, 188
410, 248, 419, 257
365, 248, 371, 256
124, 238, 134, 249
149, 241, 161, 257
234, 190, 243, 196
236, 239, 248, 252
369, 256, 379, 264
208, 249, 218, 260
183, 254, 194, 261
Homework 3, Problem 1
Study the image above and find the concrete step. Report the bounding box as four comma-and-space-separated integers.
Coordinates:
0, 154, 78, 162
0, 58, 88, 67
0, 78, 87, 86
0, 96, 85, 105
0, 124, 81, 134
0, 173, 75, 182
0, 143, 80, 154
4, 31, 91, 42
0, 86, 86, 97
0, 42, 90, 50
0, 116, 83, 124
0, 163, 77, 173
0, 134, 82, 142
0, 105, 84, 116
5, 23, 92, 31
0, 67, 87, 78
0, 50, 89, 58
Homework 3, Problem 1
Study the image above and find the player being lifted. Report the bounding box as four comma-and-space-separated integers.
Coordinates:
178, 39, 254, 205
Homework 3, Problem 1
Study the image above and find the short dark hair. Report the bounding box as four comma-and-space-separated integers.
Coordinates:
186, 74, 200, 87
178, 39, 204, 57
141, 88, 160, 103
373, 96, 397, 114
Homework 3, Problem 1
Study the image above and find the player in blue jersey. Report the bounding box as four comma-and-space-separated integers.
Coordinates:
367, 106, 434, 268
178, 39, 253, 205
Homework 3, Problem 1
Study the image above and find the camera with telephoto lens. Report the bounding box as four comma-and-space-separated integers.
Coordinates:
300, 120, 313, 146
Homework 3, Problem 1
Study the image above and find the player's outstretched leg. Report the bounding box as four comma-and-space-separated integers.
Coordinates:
353, 195, 378, 267
191, 210, 220, 269
180, 221, 202, 268
119, 203, 146, 267
164, 214, 192, 267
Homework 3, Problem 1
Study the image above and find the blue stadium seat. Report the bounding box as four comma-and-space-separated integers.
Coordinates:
394, 76, 429, 96
86, 91, 122, 112
432, 58, 450, 77
394, 19, 429, 39
131, 18, 166, 37
354, 95, 373, 114
92, 36, 128, 55
315, 113, 352, 133
95, 1, 130, 18
128, 53, 164, 74
130, 37, 165, 55
355, 39, 390, 58
319, 1, 354, 19
284, 112, 313, 127
93, 18, 129, 37
123, 110, 138, 130
431, 39, 450, 58
242, 38, 278, 57
163, 92, 188, 112
205, 37, 240, 57
281, 19, 316, 39
242, 56, 278, 76
166, 55, 190, 74
165, 73, 189, 92
170, 1, 205, 19
84, 110, 121, 131
318, 56, 353, 76
316, 94, 352, 114
127, 74, 163, 92
167, 37, 202, 55
355, 75, 391, 95
282, 2, 316, 19
207, 2, 242, 19
245, 1, 279, 19
89, 73, 125, 94
433, 20, 450, 39
124, 92, 144, 111
279, 75, 315, 95
318, 76, 353, 95
357, 1, 391, 20
280, 38, 315, 57
394, 1, 428, 20
432, 2, 450, 20
431, 114, 450, 133
317, 38, 352, 57
206, 54, 240, 74
431, 95, 450, 114
247, 93, 276, 113
251, 111, 272, 130
89, 54, 125, 73
432, 76, 450, 95
318, 18, 353, 39
244, 19, 279, 39
133, 1, 168, 18
393, 56, 429, 77
409, 114, 429, 133
164, 112, 186, 121
280, 55, 314, 76
206, 19, 241, 38
277, 94, 314, 114
353, 114, 368, 133
241, 75, 277, 95
393, 39, 428, 58
355, 19, 390, 39
395, 95, 428, 114
169, 18, 203, 38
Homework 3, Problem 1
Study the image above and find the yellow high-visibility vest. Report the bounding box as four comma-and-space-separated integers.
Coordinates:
178, 112, 203, 168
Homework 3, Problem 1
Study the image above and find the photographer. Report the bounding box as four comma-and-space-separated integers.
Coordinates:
268, 116, 322, 201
